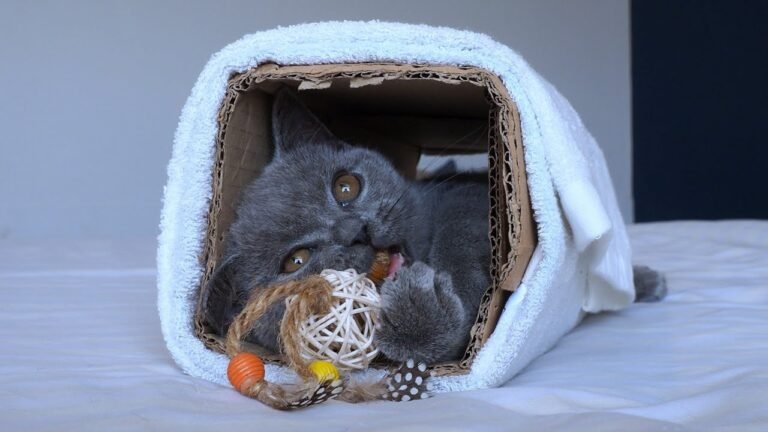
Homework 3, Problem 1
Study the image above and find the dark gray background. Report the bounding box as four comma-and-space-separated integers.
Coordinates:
632, 0, 768, 221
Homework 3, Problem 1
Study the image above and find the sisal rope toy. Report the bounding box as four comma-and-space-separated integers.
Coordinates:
224, 251, 431, 410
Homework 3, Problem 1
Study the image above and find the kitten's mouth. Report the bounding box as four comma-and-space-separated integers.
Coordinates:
368, 246, 408, 285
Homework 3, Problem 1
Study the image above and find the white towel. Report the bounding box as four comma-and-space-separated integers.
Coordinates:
157, 21, 635, 393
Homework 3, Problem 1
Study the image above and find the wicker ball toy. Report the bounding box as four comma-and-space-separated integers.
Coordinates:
223, 252, 391, 410
291, 268, 380, 370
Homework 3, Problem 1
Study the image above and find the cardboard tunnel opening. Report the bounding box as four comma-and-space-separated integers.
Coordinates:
194, 63, 537, 376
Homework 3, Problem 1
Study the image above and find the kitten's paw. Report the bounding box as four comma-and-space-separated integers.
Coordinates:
376, 262, 465, 363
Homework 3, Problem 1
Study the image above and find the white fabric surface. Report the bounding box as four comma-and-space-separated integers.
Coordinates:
2, 220, 767, 431
158, 21, 635, 391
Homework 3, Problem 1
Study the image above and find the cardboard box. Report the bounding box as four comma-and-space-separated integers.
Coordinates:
194, 63, 536, 376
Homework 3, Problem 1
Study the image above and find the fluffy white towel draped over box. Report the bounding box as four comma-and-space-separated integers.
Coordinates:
157, 21, 634, 393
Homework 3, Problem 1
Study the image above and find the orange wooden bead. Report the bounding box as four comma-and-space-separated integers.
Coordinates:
227, 353, 265, 393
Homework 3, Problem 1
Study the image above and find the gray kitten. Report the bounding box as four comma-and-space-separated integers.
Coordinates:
204, 89, 667, 364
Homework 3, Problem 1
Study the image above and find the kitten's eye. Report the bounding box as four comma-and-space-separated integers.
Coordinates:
333, 173, 361, 205
282, 248, 310, 273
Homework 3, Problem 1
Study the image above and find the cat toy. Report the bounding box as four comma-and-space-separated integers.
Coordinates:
224, 251, 431, 410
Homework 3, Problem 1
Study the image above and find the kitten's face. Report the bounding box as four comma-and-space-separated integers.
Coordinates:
226, 90, 414, 292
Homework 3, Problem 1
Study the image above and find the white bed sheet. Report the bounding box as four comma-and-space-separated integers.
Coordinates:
1, 221, 766, 431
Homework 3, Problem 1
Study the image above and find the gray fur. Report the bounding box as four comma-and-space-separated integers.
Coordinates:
205, 89, 489, 363
632, 265, 668, 302
204, 88, 665, 364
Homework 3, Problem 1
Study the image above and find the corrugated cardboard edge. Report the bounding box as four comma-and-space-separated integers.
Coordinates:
194, 63, 536, 377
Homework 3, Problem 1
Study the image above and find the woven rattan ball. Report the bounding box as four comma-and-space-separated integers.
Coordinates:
290, 269, 381, 370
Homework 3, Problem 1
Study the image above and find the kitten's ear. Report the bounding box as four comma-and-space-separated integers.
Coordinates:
202, 255, 242, 336
271, 88, 339, 157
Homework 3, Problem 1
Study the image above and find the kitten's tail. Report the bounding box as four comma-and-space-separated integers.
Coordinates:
633, 265, 668, 302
